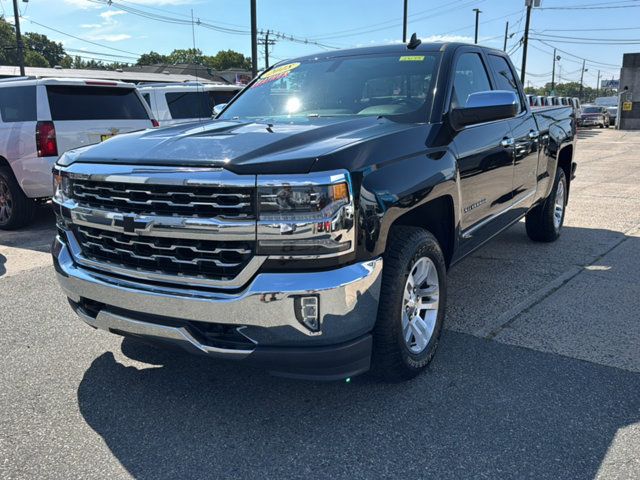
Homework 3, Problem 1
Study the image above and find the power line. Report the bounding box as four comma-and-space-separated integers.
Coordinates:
89, 0, 340, 50
532, 32, 640, 44
24, 18, 141, 56
528, 40, 620, 79
308, 0, 482, 41
539, 1, 640, 10
65, 48, 138, 61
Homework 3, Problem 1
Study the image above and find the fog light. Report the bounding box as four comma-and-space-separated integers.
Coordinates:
294, 296, 320, 331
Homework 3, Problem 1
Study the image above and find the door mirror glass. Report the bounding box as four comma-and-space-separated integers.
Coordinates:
212, 103, 227, 117
450, 90, 519, 130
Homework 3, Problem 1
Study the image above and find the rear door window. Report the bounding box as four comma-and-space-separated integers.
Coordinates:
46, 85, 149, 120
165, 92, 212, 119
451, 53, 492, 109
487, 54, 526, 113
209, 90, 238, 105
0, 86, 37, 122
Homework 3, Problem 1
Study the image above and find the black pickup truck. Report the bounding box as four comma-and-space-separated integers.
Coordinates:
52, 42, 576, 381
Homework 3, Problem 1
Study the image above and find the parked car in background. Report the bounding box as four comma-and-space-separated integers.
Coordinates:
0, 77, 156, 229
579, 105, 610, 128
527, 94, 541, 107
607, 106, 618, 126
571, 97, 582, 118
52, 42, 576, 381
138, 82, 243, 126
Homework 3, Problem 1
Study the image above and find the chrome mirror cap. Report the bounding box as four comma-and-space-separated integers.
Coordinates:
212, 103, 227, 117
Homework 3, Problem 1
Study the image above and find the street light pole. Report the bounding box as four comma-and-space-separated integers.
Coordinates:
250, 0, 258, 78
473, 8, 481, 44
551, 48, 558, 92
403, 0, 408, 43
503, 21, 509, 51
12, 0, 25, 76
596, 70, 601, 98
520, 1, 533, 85
579, 59, 587, 101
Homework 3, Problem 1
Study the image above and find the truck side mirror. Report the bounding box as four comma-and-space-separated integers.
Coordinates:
212, 103, 227, 118
450, 90, 519, 131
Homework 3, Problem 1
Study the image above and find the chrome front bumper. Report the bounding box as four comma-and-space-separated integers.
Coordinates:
54, 235, 383, 353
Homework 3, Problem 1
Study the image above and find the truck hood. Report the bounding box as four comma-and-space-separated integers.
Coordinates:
60, 117, 420, 174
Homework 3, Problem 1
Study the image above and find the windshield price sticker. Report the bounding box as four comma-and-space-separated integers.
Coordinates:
399, 55, 425, 61
252, 62, 300, 88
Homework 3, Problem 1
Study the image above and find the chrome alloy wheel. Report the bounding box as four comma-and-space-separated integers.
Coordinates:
0, 176, 12, 225
553, 176, 566, 230
401, 257, 440, 354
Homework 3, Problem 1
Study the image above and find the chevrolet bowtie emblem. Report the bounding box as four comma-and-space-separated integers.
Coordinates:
114, 215, 150, 234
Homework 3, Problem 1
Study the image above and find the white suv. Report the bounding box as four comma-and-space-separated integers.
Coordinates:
137, 82, 242, 126
0, 77, 156, 229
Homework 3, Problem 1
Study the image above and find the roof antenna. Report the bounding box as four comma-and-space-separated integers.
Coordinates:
407, 33, 421, 50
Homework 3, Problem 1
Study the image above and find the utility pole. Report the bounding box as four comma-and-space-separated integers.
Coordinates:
520, 2, 532, 84
596, 70, 601, 98
403, 0, 408, 43
551, 48, 558, 92
579, 59, 587, 101
503, 21, 509, 51
12, 0, 25, 76
258, 30, 276, 69
473, 8, 481, 44
250, 0, 258, 78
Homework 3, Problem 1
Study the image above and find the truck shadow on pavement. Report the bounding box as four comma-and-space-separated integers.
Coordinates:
0, 253, 5, 277
77, 329, 640, 480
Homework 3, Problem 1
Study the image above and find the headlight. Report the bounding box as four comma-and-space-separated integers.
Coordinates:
52, 169, 71, 203
257, 171, 355, 258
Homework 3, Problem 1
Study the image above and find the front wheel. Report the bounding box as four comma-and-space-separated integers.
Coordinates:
371, 226, 446, 381
525, 167, 567, 242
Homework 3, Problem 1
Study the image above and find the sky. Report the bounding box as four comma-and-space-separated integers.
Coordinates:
3, 0, 639, 88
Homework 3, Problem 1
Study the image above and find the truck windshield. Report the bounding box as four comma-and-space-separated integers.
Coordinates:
219, 53, 439, 123
583, 107, 601, 113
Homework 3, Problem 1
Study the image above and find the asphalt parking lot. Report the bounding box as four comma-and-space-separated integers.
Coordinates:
1, 128, 639, 479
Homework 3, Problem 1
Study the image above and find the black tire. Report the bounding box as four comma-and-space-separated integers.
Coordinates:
525, 167, 567, 242
0, 167, 35, 230
371, 226, 447, 381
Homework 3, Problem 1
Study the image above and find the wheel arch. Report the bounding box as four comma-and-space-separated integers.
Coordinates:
389, 195, 456, 268
557, 144, 573, 201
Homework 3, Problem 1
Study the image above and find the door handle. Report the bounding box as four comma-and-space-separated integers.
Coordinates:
528, 130, 540, 139
500, 137, 515, 148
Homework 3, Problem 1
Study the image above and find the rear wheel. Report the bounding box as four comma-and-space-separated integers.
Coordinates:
372, 226, 446, 381
525, 167, 567, 242
0, 167, 35, 230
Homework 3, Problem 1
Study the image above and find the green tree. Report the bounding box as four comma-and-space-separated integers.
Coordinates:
207, 49, 252, 70
0, 16, 19, 66
136, 51, 168, 66
24, 50, 49, 67
135, 48, 251, 70
167, 48, 204, 65
24, 32, 65, 67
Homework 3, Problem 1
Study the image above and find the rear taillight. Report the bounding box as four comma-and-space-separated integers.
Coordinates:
36, 121, 58, 157
151, 119, 160, 128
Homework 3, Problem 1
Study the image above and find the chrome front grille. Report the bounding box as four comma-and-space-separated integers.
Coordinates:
73, 225, 255, 281
56, 164, 263, 289
70, 180, 255, 218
